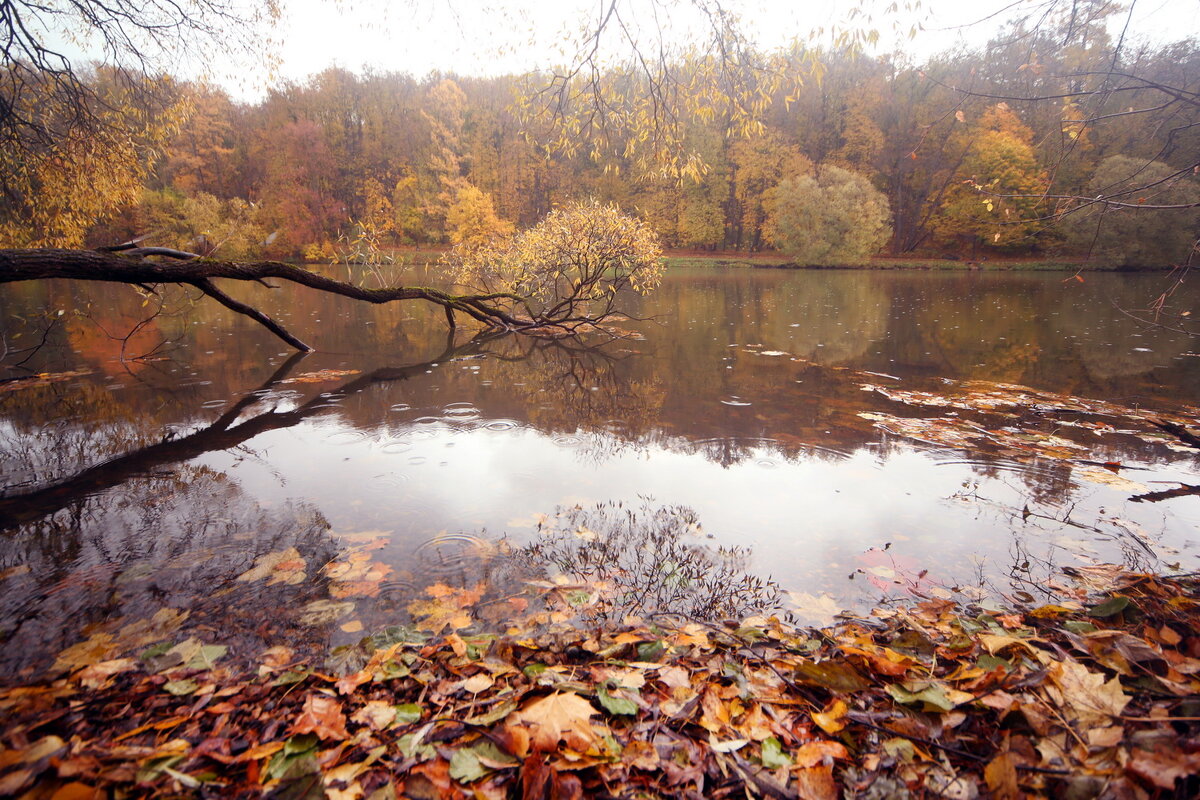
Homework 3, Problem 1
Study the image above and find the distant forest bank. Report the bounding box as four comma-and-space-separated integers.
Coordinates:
3, 9, 1196, 270
389, 248, 1155, 273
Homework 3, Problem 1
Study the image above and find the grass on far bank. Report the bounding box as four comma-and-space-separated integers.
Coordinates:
662, 251, 1109, 271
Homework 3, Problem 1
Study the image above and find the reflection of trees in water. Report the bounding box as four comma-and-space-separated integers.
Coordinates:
759, 275, 891, 365
0, 466, 340, 680
908, 289, 1041, 382
516, 502, 782, 622
1057, 291, 1195, 382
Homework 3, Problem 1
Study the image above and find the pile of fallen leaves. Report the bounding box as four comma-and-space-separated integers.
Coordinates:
2, 570, 1199, 799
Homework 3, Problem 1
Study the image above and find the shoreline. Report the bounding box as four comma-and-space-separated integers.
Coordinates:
2, 568, 1197, 798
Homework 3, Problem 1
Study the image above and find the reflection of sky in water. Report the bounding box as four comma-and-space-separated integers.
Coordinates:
198, 401, 1200, 608
3, 269, 1200, 677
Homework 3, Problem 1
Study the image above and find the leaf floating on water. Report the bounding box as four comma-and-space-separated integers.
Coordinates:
0, 370, 91, 393
0, 564, 31, 581
236, 547, 307, 585
1073, 467, 1148, 492
298, 600, 355, 627
785, 591, 844, 627
280, 369, 361, 384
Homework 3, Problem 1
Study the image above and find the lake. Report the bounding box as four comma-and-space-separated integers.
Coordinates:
2, 267, 1198, 681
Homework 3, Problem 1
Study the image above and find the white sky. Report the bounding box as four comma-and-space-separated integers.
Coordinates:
51, 0, 1200, 101
259, 0, 1199, 87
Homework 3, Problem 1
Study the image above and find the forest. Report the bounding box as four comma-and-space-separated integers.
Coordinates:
1, 5, 1198, 269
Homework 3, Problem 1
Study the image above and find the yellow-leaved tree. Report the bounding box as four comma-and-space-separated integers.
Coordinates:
931, 104, 1048, 252
451, 199, 663, 328
446, 184, 514, 250
0, 72, 192, 247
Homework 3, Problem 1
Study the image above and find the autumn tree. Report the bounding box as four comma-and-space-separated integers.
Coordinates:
446, 184, 514, 250
452, 199, 663, 328
0, 70, 190, 247
764, 165, 892, 265
1062, 155, 1200, 268
931, 104, 1047, 252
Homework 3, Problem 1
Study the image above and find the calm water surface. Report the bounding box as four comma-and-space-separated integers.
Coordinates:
2, 268, 1198, 680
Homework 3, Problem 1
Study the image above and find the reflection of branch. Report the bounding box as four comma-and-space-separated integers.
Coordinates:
1151, 419, 1200, 450
0, 330, 508, 530
1131, 484, 1200, 504
2, 314, 60, 371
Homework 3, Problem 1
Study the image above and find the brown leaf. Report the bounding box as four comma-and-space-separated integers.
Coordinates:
1127, 747, 1200, 790
292, 694, 349, 740
811, 698, 849, 734
984, 751, 1019, 800
793, 764, 838, 800
506, 692, 600, 752
794, 740, 848, 769
49, 782, 103, 800
1046, 660, 1130, 725
699, 684, 730, 733
621, 740, 660, 770
351, 700, 397, 731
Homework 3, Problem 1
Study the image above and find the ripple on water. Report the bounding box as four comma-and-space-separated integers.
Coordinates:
552, 433, 585, 448
373, 472, 411, 487
381, 440, 413, 454
324, 430, 371, 446
414, 533, 497, 577
483, 419, 520, 433
721, 397, 752, 406
201, 399, 227, 410
389, 403, 412, 413
443, 402, 480, 421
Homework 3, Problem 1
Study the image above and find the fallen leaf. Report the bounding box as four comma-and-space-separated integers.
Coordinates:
292, 694, 349, 740
505, 692, 600, 752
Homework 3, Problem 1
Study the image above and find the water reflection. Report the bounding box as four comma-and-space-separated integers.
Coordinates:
517, 501, 782, 622
2, 270, 1199, 680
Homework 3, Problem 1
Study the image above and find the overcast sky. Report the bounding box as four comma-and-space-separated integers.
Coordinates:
55, 0, 1200, 100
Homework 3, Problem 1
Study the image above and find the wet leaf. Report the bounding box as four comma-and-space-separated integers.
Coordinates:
506, 692, 600, 752
297, 600, 355, 627
291, 694, 348, 740
265, 735, 319, 782
237, 547, 306, 584
793, 659, 871, 692
448, 747, 488, 784
394, 702, 423, 724
596, 684, 639, 715
163, 679, 199, 696
811, 698, 849, 734
1046, 659, 1130, 725
1088, 596, 1131, 618
760, 736, 791, 769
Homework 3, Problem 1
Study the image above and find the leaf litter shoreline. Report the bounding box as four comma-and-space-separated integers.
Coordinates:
2, 568, 1199, 799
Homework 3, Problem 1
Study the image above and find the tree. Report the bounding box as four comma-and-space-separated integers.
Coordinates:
445, 184, 513, 249
931, 104, 1048, 252
764, 165, 891, 265
0, 70, 190, 247
452, 199, 663, 328
923, 1, 1199, 263
1062, 155, 1200, 267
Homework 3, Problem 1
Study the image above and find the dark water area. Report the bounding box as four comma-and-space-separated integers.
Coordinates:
2, 267, 1198, 682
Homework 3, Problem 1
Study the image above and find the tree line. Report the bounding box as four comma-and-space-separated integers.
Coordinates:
2, 6, 1197, 268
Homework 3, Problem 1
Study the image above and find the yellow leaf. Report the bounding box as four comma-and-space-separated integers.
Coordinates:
812, 698, 848, 734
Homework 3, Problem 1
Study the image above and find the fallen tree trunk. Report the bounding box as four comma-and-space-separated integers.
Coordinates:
0, 247, 531, 351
